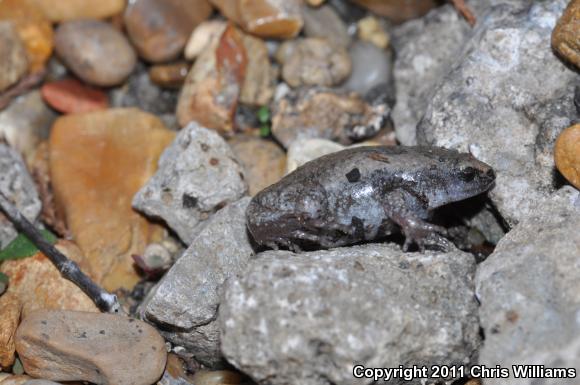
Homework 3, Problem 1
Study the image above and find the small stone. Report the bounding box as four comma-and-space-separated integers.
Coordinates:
220, 244, 479, 385
351, 0, 438, 23
342, 40, 394, 97
148, 62, 190, 89
41, 78, 108, 114
133, 122, 247, 245
555, 124, 580, 189
301, 5, 350, 48
552, 0, 580, 68
176, 25, 246, 133
184, 20, 227, 61
0, 241, 99, 368
55, 20, 136, 87
0, 144, 41, 249
0, 21, 28, 92
0, 91, 55, 162
357, 16, 390, 49
49, 108, 175, 291
476, 187, 580, 385
275, 38, 351, 88
0, 0, 53, 73
286, 138, 344, 173
209, 0, 303, 39
124, 0, 212, 63
306, 0, 325, 6
192, 370, 243, 385
23, 380, 62, 385
27, 0, 125, 22
271, 87, 391, 148
229, 136, 286, 196
143, 198, 253, 367
240, 34, 275, 107
0, 375, 31, 385
15, 310, 167, 385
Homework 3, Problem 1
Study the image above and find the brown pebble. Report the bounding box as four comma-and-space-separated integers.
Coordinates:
149, 62, 190, 88
41, 78, 108, 114
55, 20, 136, 87
552, 0, 580, 68
554, 124, 580, 189
351, 0, 438, 23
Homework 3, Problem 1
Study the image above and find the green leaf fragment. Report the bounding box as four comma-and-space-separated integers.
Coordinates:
0, 229, 58, 262
259, 124, 271, 138
0, 272, 8, 284
257, 106, 270, 124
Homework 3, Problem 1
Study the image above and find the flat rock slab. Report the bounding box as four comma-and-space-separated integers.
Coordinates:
15, 310, 167, 385
417, 0, 577, 226
133, 122, 247, 245
476, 186, 580, 385
143, 198, 254, 367
220, 244, 479, 385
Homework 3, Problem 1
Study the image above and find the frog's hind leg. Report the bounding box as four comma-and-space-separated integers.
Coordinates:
382, 190, 452, 252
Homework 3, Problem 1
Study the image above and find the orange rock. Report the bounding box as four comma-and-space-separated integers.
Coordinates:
177, 25, 247, 134
351, 0, 438, 23
0, 0, 53, 73
209, 0, 302, 39
27, 0, 125, 22
0, 241, 99, 368
555, 124, 580, 190
49, 108, 175, 290
552, 0, 580, 68
41, 78, 108, 114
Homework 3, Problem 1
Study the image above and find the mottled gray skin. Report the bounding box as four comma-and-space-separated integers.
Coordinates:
247, 146, 495, 251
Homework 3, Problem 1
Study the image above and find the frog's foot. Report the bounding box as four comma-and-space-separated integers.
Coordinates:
400, 218, 451, 252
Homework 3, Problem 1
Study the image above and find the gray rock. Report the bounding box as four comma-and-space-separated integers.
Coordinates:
0, 91, 56, 159
220, 244, 479, 385
476, 187, 580, 385
143, 198, 254, 367
342, 41, 394, 98
0, 144, 41, 248
417, 0, 576, 226
301, 5, 350, 48
133, 122, 247, 244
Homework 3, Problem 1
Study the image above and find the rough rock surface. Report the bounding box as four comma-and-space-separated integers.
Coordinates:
476, 187, 580, 385
143, 198, 254, 367
220, 244, 479, 385
417, 0, 577, 225
0, 21, 28, 92
0, 144, 41, 248
15, 310, 167, 385
133, 122, 247, 244
49, 108, 175, 291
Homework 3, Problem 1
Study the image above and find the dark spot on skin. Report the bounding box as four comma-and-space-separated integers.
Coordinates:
239, 172, 245, 181
215, 201, 227, 211
505, 310, 519, 323
209, 158, 219, 166
182, 194, 198, 209
200, 143, 210, 152
128, 319, 135, 323
152, 346, 157, 351
353, 261, 365, 271
78, 331, 87, 339
96, 368, 101, 374
351, 216, 364, 238
41, 320, 47, 325
41, 333, 50, 340
99, 330, 105, 335
138, 329, 143, 333
345, 168, 361, 183
368, 153, 390, 163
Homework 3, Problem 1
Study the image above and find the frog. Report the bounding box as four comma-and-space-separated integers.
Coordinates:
246, 146, 496, 252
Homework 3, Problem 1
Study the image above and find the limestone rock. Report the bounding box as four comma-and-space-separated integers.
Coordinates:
133, 121, 247, 245
49, 108, 175, 290
0, 144, 41, 249
15, 310, 167, 385
143, 198, 254, 367
476, 187, 580, 385
220, 244, 480, 385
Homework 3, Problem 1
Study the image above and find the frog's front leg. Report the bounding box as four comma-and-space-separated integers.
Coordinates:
382, 189, 452, 252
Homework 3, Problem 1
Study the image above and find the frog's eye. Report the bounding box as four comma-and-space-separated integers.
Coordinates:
459, 167, 477, 182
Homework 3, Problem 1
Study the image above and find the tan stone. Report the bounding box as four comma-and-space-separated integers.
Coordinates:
0, 0, 53, 73
49, 108, 175, 290
229, 136, 285, 196
27, 0, 125, 22
240, 34, 275, 106
555, 124, 580, 190
15, 310, 167, 385
177, 25, 246, 134
0, 241, 99, 369
0, 375, 31, 385
0, 22, 28, 92
552, 0, 580, 68
209, 0, 302, 39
